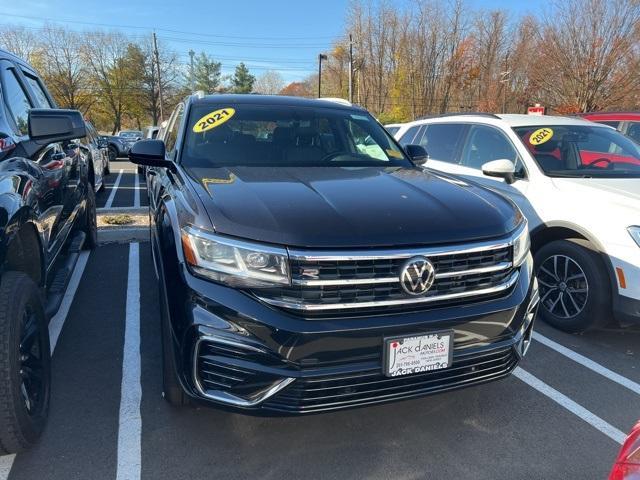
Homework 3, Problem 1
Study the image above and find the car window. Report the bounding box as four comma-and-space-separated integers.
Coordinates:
181, 104, 410, 168
595, 121, 620, 129
3, 68, 32, 136
461, 125, 519, 170
514, 124, 640, 178
23, 73, 52, 108
626, 122, 640, 144
385, 125, 400, 136
398, 125, 420, 147
164, 104, 184, 159
420, 124, 467, 163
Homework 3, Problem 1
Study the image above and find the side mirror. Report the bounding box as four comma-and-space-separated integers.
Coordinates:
482, 159, 516, 184
28, 109, 86, 144
129, 139, 174, 170
405, 144, 428, 165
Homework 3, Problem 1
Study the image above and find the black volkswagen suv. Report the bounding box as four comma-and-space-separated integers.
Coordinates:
131, 94, 539, 414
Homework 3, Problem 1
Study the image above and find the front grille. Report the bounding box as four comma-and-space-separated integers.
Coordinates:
255, 237, 519, 316
264, 346, 518, 413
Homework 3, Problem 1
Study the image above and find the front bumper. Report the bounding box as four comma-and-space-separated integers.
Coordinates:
169, 255, 539, 414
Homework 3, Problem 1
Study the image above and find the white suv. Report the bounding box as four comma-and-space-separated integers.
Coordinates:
395, 114, 640, 332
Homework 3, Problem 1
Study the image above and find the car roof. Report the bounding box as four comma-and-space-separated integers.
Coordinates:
191, 94, 366, 112
404, 113, 601, 129
578, 112, 640, 121
0, 48, 38, 74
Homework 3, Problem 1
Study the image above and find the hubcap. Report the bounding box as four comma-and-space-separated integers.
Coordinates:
19, 308, 45, 415
537, 255, 589, 319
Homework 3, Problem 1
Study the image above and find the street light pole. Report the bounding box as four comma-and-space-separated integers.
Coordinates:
348, 34, 353, 103
152, 32, 164, 122
318, 53, 327, 98
188, 49, 195, 93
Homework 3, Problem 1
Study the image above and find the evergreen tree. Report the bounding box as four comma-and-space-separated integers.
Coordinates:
231, 62, 255, 94
192, 52, 222, 93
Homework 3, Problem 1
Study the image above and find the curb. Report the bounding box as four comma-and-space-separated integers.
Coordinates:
98, 227, 149, 244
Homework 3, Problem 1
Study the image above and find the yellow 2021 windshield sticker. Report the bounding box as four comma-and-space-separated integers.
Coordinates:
529, 127, 554, 146
193, 108, 235, 133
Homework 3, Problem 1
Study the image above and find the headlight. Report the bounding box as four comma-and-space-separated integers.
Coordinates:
181, 226, 290, 288
629, 226, 640, 247
512, 220, 530, 267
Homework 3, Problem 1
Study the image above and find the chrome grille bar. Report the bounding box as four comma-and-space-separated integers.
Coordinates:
258, 270, 519, 312
291, 261, 513, 286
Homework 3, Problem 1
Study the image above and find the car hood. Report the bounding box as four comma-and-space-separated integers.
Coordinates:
551, 177, 640, 210
185, 166, 520, 248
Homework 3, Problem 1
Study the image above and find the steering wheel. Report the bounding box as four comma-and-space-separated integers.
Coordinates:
321, 151, 349, 162
584, 157, 612, 168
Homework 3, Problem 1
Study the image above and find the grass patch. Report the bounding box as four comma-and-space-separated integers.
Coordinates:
102, 214, 134, 225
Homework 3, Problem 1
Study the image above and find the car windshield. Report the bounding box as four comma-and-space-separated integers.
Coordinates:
385, 125, 400, 135
119, 131, 142, 138
513, 124, 640, 178
181, 103, 410, 168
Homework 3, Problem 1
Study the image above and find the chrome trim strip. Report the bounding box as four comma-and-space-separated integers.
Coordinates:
193, 337, 295, 407
290, 262, 513, 286
435, 262, 513, 279
292, 276, 399, 286
198, 333, 267, 354
286, 222, 528, 262
288, 239, 512, 262
258, 270, 520, 312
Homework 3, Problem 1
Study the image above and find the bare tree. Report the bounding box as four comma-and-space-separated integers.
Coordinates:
534, 0, 640, 112
81, 32, 138, 134
0, 25, 39, 61
34, 26, 92, 113
253, 70, 285, 94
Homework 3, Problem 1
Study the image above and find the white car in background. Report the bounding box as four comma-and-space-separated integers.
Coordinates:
384, 123, 404, 136
395, 114, 640, 332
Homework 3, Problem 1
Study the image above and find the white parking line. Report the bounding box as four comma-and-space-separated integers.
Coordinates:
134, 171, 140, 208
0, 250, 91, 479
116, 243, 142, 480
104, 169, 124, 209
49, 251, 91, 352
533, 332, 640, 396
513, 367, 626, 444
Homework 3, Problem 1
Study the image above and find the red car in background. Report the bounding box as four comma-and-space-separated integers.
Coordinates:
609, 421, 640, 480
578, 112, 640, 144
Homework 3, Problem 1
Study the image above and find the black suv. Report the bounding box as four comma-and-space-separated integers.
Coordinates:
130, 94, 538, 414
0, 49, 95, 451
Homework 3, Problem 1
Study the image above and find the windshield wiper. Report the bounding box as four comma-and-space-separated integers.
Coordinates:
547, 172, 593, 178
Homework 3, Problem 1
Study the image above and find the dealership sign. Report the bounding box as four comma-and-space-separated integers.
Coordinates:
527, 105, 545, 115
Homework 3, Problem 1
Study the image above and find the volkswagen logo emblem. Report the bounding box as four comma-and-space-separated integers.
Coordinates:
399, 256, 436, 296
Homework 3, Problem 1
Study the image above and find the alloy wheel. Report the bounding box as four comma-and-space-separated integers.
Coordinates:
18, 308, 46, 415
537, 254, 589, 319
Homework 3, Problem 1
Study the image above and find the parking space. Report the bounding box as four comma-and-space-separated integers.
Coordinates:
97, 160, 149, 209
0, 240, 637, 479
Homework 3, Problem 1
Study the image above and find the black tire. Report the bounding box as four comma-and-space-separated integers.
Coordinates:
82, 186, 98, 250
108, 146, 117, 162
0, 272, 51, 454
159, 273, 188, 407
534, 239, 611, 333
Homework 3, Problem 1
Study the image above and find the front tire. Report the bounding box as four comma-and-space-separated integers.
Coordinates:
108, 146, 117, 163
0, 272, 51, 454
534, 239, 610, 332
82, 186, 98, 250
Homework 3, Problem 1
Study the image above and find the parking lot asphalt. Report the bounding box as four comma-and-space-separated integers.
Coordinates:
97, 160, 149, 209
2, 160, 639, 480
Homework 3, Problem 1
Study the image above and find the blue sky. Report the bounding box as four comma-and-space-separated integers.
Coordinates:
3, 0, 533, 84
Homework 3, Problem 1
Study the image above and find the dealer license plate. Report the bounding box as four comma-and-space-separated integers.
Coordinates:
383, 331, 453, 377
